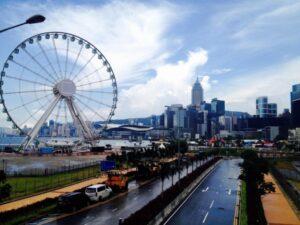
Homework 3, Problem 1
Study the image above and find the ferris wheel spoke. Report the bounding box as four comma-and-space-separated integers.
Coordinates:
76, 89, 113, 94
76, 78, 111, 87
73, 95, 107, 121
6, 75, 53, 87
52, 38, 63, 79
19, 100, 50, 128
11, 60, 55, 85
64, 38, 70, 79
69, 44, 83, 79
74, 65, 106, 84
22, 48, 57, 83
75, 92, 112, 108
70, 54, 96, 81
4, 89, 52, 95
37, 42, 60, 80
9, 93, 52, 112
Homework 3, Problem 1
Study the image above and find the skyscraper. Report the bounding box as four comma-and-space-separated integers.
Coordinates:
211, 98, 225, 116
191, 77, 203, 108
291, 84, 300, 128
256, 96, 277, 118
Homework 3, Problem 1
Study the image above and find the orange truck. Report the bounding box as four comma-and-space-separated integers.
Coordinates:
105, 168, 137, 192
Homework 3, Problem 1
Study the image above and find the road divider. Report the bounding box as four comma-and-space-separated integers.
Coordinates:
120, 157, 222, 225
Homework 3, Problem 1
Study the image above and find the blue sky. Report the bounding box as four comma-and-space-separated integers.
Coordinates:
0, 0, 300, 128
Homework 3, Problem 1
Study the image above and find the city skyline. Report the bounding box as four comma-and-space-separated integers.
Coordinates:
0, 0, 300, 127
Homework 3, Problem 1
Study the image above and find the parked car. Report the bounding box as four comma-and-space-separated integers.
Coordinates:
85, 184, 112, 201
57, 192, 89, 212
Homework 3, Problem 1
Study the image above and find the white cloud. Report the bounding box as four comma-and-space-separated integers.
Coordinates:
0, 1, 189, 125
116, 49, 208, 118
209, 1, 300, 51
16, 1, 181, 85
211, 57, 300, 114
200, 75, 211, 91
211, 68, 231, 75
232, 2, 300, 40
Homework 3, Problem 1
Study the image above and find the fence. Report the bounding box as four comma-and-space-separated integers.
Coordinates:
278, 168, 300, 181
5, 160, 102, 177
270, 166, 300, 210
4, 161, 102, 203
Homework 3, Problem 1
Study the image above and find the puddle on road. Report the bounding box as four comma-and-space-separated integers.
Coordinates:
128, 180, 138, 190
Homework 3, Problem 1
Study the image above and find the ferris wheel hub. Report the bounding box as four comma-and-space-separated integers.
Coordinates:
54, 79, 76, 97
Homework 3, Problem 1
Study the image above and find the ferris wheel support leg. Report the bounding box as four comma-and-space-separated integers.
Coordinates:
65, 98, 94, 143
23, 95, 61, 150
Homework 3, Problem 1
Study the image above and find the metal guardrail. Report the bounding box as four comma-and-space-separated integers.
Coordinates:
270, 166, 300, 210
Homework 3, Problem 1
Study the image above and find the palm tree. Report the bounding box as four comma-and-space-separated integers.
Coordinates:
160, 164, 170, 195
186, 161, 189, 176
170, 165, 176, 186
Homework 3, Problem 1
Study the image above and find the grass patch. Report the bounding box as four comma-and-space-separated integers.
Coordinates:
288, 180, 300, 190
2, 203, 57, 225
4, 165, 100, 202
274, 161, 294, 170
240, 180, 248, 225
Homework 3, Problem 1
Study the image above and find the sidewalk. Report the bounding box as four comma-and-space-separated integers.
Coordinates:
261, 174, 300, 225
0, 175, 107, 213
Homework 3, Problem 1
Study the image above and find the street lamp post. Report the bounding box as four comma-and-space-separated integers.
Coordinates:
0, 15, 45, 33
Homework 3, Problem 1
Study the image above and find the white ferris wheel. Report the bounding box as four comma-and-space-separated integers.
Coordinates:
0, 32, 117, 149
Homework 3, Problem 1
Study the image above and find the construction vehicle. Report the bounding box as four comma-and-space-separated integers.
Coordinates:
136, 161, 160, 179
105, 168, 137, 192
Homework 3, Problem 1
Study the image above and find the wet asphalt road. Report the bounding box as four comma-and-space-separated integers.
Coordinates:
164, 158, 241, 225
42, 158, 212, 225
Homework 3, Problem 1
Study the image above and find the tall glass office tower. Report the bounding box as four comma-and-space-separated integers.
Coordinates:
191, 77, 203, 107
256, 96, 277, 118
291, 84, 300, 128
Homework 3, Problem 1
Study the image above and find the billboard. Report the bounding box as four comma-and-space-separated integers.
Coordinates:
100, 160, 116, 171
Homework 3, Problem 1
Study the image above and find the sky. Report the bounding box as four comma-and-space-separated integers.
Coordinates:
0, 0, 300, 128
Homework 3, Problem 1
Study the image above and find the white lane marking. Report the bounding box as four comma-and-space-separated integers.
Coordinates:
209, 200, 214, 209
163, 160, 221, 225
202, 212, 209, 223
112, 208, 118, 212
228, 189, 231, 195
202, 186, 209, 192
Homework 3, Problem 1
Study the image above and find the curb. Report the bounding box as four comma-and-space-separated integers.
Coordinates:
234, 180, 241, 225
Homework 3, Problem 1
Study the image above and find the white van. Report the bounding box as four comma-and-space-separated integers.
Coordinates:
85, 184, 112, 201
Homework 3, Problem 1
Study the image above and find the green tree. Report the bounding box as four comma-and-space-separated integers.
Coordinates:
239, 150, 275, 225
0, 170, 12, 201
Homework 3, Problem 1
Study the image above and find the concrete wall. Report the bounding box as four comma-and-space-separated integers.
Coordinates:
147, 159, 221, 225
